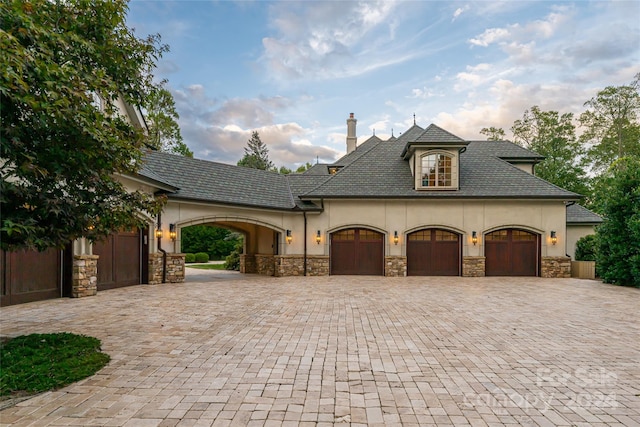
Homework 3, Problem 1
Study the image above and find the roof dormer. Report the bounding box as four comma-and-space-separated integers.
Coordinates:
401, 124, 469, 191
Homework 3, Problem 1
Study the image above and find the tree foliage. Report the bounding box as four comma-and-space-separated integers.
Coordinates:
181, 225, 241, 260
296, 162, 314, 173
579, 74, 640, 173
237, 131, 274, 170
594, 157, 640, 287
511, 106, 590, 198
1, 0, 166, 251
575, 234, 597, 262
145, 83, 192, 157
480, 126, 506, 141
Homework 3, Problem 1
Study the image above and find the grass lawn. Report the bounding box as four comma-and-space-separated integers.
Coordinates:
0, 333, 110, 399
186, 263, 226, 270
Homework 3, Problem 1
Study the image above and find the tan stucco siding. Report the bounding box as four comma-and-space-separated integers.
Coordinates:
566, 224, 597, 260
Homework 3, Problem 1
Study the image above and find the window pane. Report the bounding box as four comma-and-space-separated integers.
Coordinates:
333, 230, 355, 240
422, 153, 452, 187
486, 230, 508, 241
409, 230, 431, 241
360, 230, 382, 241
513, 230, 536, 241
435, 230, 457, 241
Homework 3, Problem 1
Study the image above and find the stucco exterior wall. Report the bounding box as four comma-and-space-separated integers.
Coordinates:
566, 224, 597, 260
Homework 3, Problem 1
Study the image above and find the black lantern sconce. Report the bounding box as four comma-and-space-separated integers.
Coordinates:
316, 230, 321, 245
393, 231, 399, 245
155, 225, 163, 239
472, 231, 478, 246
169, 224, 177, 241
286, 229, 292, 244
550, 230, 557, 245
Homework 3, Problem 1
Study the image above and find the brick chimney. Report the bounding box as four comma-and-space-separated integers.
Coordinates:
346, 113, 357, 154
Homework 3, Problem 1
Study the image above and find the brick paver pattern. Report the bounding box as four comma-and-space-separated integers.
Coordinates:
1, 275, 639, 426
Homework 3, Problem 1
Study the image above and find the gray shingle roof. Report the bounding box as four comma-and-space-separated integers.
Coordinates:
141, 151, 296, 210
566, 204, 603, 224
414, 124, 466, 144
139, 123, 581, 211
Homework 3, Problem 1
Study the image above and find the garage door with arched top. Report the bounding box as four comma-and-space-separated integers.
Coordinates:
93, 228, 147, 290
485, 229, 539, 276
407, 229, 460, 276
330, 229, 384, 275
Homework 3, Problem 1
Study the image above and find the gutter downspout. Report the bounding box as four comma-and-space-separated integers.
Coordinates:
157, 214, 167, 284
303, 211, 308, 276
565, 201, 576, 259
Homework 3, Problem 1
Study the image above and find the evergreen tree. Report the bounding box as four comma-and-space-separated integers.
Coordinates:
145, 83, 193, 157
480, 127, 506, 141
237, 131, 274, 170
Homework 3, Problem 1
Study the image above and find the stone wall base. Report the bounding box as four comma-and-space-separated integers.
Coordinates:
463, 256, 486, 277
256, 254, 275, 276
541, 256, 571, 278
166, 253, 185, 283
385, 256, 407, 277
240, 254, 256, 274
72, 255, 99, 298
274, 255, 329, 277
149, 253, 163, 285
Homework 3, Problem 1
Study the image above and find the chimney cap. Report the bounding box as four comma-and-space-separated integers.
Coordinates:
349, 112, 354, 118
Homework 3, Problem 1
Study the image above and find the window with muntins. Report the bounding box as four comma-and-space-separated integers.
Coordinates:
421, 154, 452, 188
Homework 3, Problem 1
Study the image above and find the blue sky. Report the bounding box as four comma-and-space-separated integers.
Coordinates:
127, 1, 639, 168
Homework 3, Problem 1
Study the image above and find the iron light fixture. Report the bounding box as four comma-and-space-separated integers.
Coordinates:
393, 231, 399, 245
169, 224, 177, 241
472, 231, 478, 246
286, 229, 292, 244
316, 230, 321, 245
155, 226, 163, 239
550, 230, 557, 245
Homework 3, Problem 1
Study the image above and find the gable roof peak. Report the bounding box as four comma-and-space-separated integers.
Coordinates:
414, 124, 466, 143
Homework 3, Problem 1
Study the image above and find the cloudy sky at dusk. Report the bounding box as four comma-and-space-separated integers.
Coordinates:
127, 1, 639, 169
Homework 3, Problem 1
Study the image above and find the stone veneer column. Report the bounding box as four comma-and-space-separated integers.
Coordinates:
148, 253, 164, 285
463, 256, 486, 277
240, 254, 257, 274
541, 256, 571, 278
72, 255, 99, 298
255, 254, 275, 276
274, 255, 330, 276
307, 256, 329, 276
385, 256, 407, 277
165, 253, 185, 283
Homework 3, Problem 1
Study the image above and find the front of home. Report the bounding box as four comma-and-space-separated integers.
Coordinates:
1, 113, 602, 306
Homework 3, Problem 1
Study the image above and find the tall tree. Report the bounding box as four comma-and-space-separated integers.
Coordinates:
511, 106, 590, 198
594, 157, 640, 287
1, 0, 166, 251
145, 83, 193, 157
579, 73, 640, 173
480, 126, 506, 141
237, 131, 274, 170
296, 162, 314, 173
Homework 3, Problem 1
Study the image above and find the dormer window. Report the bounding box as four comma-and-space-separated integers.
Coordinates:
421, 153, 452, 187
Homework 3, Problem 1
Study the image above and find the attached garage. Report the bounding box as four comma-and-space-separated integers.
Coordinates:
485, 229, 539, 276
1, 248, 65, 306
330, 228, 384, 275
407, 229, 460, 276
93, 228, 148, 290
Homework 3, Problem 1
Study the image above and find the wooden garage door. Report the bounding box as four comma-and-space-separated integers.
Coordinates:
93, 228, 142, 290
1, 248, 61, 306
407, 229, 460, 276
485, 229, 539, 276
330, 229, 384, 275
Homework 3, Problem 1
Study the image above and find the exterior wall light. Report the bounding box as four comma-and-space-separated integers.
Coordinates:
155, 226, 163, 239
169, 224, 177, 241
393, 231, 399, 245
286, 229, 292, 244
316, 230, 322, 245
472, 231, 478, 246
550, 230, 557, 245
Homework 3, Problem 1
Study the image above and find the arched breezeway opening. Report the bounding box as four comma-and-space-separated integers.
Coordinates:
406, 228, 461, 276
174, 216, 287, 276
485, 228, 540, 276
330, 228, 384, 275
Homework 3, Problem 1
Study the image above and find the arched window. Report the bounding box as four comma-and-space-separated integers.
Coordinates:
421, 153, 452, 187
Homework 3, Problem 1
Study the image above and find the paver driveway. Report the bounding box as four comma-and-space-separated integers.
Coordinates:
1, 273, 639, 426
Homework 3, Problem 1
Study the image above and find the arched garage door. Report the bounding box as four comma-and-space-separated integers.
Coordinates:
485, 229, 539, 276
407, 229, 460, 276
330, 229, 383, 275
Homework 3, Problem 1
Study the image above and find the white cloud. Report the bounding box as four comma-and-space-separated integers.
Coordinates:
469, 27, 511, 47
452, 5, 470, 21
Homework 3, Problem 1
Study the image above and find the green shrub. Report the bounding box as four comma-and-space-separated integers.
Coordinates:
224, 239, 243, 271
185, 253, 196, 263
575, 234, 597, 261
194, 252, 209, 263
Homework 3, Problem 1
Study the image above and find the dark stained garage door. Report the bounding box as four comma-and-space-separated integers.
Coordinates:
1, 248, 62, 306
93, 228, 145, 290
407, 229, 460, 276
330, 229, 383, 275
485, 229, 539, 276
